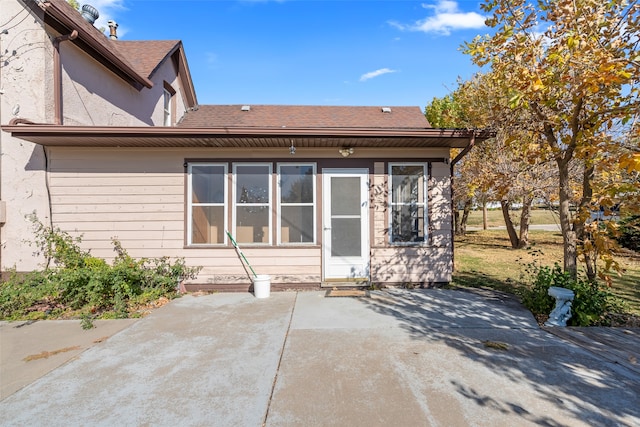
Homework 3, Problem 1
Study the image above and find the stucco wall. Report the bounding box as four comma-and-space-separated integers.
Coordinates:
60, 42, 185, 126
0, 0, 189, 272
0, 0, 53, 271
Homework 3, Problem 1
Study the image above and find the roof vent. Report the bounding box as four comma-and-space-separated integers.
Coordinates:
81, 4, 99, 25
241, 105, 251, 112
381, 107, 392, 113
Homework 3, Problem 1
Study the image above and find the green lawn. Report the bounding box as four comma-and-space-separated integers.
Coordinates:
452, 229, 640, 315
462, 208, 559, 228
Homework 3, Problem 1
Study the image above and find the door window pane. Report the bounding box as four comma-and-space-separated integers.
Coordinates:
331, 218, 361, 256
331, 177, 360, 215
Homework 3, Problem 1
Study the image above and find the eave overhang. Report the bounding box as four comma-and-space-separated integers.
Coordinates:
1, 124, 493, 149
39, 1, 153, 89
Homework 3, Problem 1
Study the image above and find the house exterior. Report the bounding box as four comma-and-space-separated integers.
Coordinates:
1, 0, 489, 291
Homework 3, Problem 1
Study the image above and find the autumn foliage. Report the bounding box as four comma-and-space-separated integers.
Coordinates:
459, 0, 639, 280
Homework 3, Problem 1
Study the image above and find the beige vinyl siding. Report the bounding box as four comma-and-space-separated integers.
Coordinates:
48, 147, 322, 285
369, 158, 452, 284
429, 162, 452, 231
371, 247, 452, 283
372, 161, 387, 247
47, 146, 452, 286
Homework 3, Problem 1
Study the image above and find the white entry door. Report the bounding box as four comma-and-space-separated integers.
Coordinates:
322, 168, 370, 280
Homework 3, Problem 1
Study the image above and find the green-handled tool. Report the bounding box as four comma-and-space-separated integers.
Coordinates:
226, 230, 257, 278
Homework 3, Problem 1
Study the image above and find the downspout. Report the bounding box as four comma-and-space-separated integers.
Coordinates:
53, 30, 78, 125
449, 131, 476, 272
47, 31, 77, 235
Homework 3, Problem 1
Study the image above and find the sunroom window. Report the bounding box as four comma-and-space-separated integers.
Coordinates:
389, 163, 428, 243
188, 164, 227, 245
278, 164, 316, 244
234, 164, 272, 244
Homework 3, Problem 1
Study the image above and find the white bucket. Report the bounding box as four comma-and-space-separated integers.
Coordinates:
253, 274, 271, 298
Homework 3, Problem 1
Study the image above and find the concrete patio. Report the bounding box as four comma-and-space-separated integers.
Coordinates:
1, 289, 638, 426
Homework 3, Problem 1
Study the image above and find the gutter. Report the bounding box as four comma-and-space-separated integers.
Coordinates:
449, 132, 477, 272
1, 123, 490, 139
38, 0, 153, 90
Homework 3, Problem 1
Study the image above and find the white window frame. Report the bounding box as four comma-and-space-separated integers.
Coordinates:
232, 163, 273, 246
277, 163, 317, 245
388, 162, 429, 245
163, 88, 172, 126
187, 163, 228, 246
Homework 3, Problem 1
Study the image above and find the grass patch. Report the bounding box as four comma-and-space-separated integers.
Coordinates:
453, 229, 640, 316
462, 209, 559, 228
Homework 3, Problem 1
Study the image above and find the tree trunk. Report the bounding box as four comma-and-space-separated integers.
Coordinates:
460, 199, 472, 235
482, 202, 488, 230
575, 163, 597, 281
501, 200, 520, 249
518, 194, 533, 248
557, 158, 578, 279
454, 208, 461, 235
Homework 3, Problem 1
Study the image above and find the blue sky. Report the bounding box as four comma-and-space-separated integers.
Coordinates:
89, 0, 490, 108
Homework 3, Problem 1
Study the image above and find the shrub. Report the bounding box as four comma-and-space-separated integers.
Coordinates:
519, 263, 567, 317
519, 262, 626, 326
617, 215, 640, 252
0, 217, 201, 321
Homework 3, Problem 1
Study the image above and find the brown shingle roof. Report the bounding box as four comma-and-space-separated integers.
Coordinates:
40, 0, 194, 96
116, 40, 181, 78
41, 0, 152, 88
178, 105, 431, 129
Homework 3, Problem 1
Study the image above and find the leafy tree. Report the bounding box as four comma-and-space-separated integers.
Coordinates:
426, 93, 478, 235
464, 0, 640, 278
426, 75, 558, 247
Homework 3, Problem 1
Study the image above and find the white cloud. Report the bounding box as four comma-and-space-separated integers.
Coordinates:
359, 68, 397, 82
392, 0, 486, 36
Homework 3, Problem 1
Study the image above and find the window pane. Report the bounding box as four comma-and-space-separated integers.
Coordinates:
191, 206, 224, 244
236, 206, 269, 243
192, 165, 225, 203
391, 165, 424, 204
331, 177, 360, 215
281, 206, 313, 243
392, 205, 425, 242
236, 165, 269, 203
280, 165, 314, 203
331, 218, 361, 256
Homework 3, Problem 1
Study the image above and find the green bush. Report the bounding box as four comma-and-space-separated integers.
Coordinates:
519, 263, 567, 317
519, 262, 626, 326
0, 217, 201, 321
617, 215, 640, 252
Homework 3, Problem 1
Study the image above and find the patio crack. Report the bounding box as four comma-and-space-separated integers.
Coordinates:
262, 291, 297, 426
